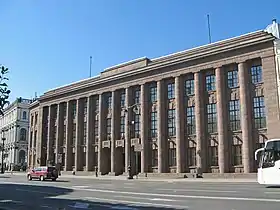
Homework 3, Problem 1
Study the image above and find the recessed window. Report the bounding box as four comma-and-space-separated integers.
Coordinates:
22, 111, 27, 120
227, 70, 238, 88
206, 74, 216, 91
251, 65, 263, 84
229, 100, 240, 131
167, 82, 175, 100
253, 96, 266, 129
185, 79, 194, 96
207, 103, 217, 133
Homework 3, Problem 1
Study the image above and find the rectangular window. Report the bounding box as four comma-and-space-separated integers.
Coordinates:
209, 146, 218, 166
120, 90, 126, 108
188, 147, 196, 167
72, 101, 77, 118
253, 96, 266, 129
106, 118, 111, 140
229, 100, 240, 131
186, 106, 195, 135
251, 65, 263, 84
185, 79, 194, 96
95, 97, 99, 111
83, 122, 87, 145
107, 95, 112, 109
167, 83, 175, 100
207, 103, 217, 133
120, 116, 125, 138
63, 125, 66, 145
133, 114, 140, 138
151, 149, 158, 167
63, 103, 67, 120
167, 109, 176, 136
84, 98, 88, 116
150, 84, 157, 103
52, 126, 57, 147
94, 119, 99, 137
228, 70, 238, 88
168, 148, 176, 167
206, 74, 216, 91
72, 123, 76, 145
134, 88, 140, 104
232, 144, 242, 166
150, 111, 157, 138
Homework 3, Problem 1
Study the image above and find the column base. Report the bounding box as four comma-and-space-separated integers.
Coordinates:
108, 172, 116, 176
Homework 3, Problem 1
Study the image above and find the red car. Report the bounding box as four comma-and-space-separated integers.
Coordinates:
27, 166, 58, 181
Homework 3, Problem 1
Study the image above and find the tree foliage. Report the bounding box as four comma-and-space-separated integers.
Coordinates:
0, 65, 10, 116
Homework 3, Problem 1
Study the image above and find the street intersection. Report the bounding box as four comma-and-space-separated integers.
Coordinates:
0, 174, 279, 209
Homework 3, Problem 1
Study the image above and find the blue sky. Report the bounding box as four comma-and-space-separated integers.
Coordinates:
0, 0, 279, 102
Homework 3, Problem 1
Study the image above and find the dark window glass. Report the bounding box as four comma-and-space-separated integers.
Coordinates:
150, 112, 157, 138
167, 109, 176, 136
228, 70, 238, 88
206, 74, 216, 91
253, 96, 266, 129
186, 106, 195, 135
167, 83, 175, 100
150, 85, 157, 103
229, 100, 241, 131
207, 103, 217, 133
251, 65, 263, 84
168, 148, 176, 166
185, 79, 194, 96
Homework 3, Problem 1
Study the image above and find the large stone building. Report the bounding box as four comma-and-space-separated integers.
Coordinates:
28, 21, 280, 175
0, 97, 33, 171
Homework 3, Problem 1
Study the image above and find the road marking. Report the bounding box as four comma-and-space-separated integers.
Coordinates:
68, 202, 90, 209
0, 200, 13, 203
113, 195, 177, 202
74, 185, 89, 188
73, 187, 280, 203
84, 197, 188, 209
264, 191, 280, 194
158, 188, 238, 193
150, 198, 175, 202
40, 205, 53, 209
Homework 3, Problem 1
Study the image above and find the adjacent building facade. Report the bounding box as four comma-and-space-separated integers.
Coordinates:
28, 21, 280, 175
0, 97, 33, 171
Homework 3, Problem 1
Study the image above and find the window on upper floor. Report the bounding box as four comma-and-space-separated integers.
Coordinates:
227, 70, 238, 88
150, 84, 157, 103
167, 82, 175, 100
251, 65, 263, 84
206, 74, 216, 91
185, 79, 194, 96
20, 128, 27, 141
23, 111, 27, 120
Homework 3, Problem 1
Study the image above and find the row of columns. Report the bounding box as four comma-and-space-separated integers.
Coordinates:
42, 61, 253, 174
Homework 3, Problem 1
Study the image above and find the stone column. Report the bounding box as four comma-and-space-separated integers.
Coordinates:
157, 80, 166, 173
238, 62, 253, 173
216, 67, 228, 173
175, 76, 185, 173
64, 101, 72, 171
140, 83, 148, 173
75, 99, 83, 171
46, 105, 52, 164
55, 104, 60, 164
194, 72, 206, 172
37, 107, 43, 166
98, 94, 105, 174
110, 91, 116, 174
125, 87, 132, 173
86, 96, 93, 171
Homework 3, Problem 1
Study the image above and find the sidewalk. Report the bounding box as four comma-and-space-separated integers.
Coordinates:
7, 172, 257, 183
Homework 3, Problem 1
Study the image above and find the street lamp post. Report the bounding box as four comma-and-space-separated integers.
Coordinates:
1, 137, 6, 174
124, 103, 139, 180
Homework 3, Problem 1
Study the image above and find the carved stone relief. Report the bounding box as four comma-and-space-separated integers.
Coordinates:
208, 92, 217, 104
188, 136, 196, 147
230, 89, 240, 100
188, 97, 195, 107
254, 86, 264, 97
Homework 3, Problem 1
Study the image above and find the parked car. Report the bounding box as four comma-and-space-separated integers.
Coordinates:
27, 166, 58, 181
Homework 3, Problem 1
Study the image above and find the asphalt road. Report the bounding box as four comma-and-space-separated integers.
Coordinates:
0, 175, 280, 209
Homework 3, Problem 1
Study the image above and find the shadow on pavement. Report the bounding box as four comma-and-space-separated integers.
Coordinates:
0, 183, 183, 209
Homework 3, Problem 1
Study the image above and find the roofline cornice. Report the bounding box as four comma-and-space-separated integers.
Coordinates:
40, 31, 275, 101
